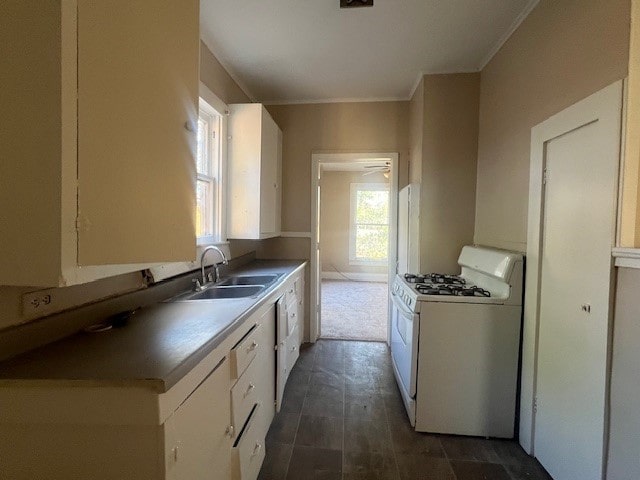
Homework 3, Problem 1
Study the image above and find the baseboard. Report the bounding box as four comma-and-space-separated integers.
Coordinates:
321, 271, 388, 283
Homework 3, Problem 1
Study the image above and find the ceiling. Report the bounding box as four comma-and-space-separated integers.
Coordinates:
200, 0, 538, 104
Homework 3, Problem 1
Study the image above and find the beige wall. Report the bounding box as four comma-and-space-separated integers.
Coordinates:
411, 73, 480, 273
475, 0, 630, 251
621, 0, 640, 246
266, 101, 409, 233
320, 171, 389, 276
263, 101, 408, 341
409, 79, 424, 185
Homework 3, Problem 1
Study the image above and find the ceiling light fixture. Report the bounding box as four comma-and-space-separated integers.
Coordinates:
340, 0, 373, 8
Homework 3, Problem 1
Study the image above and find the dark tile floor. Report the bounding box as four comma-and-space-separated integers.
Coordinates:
258, 339, 553, 480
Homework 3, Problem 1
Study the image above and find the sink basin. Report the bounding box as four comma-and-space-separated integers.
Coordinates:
180, 285, 264, 301
217, 274, 280, 287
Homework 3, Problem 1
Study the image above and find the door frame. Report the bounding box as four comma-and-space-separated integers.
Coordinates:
520, 80, 623, 456
310, 152, 399, 344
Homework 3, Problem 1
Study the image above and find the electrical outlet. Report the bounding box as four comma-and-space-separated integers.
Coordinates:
22, 290, 56, 317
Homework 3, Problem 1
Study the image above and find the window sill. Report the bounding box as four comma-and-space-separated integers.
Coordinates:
196, 236, 228, 247
349, 259, 388, 267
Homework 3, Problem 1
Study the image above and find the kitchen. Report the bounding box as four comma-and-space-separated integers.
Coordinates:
0, 1, 638, 480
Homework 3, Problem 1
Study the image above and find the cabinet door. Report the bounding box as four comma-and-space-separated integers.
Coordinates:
296, 276, 305, 344
253, 305, 276, 442
275, 296, 288, 412
165, 357, 232, 480
259, 109, 280, 237
77, 0, 198, 265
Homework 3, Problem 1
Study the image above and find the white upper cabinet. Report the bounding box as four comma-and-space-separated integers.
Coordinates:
0, 1, 199, 287
227, 104, 282, 240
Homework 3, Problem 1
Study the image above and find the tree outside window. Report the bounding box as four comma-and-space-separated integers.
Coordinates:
350, 183, 389, 265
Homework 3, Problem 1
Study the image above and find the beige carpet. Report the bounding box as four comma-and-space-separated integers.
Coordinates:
320, 280, 388, 341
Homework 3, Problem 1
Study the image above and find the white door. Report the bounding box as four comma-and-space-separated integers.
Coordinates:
315, 180, 322, 340
533, 84, 621, 480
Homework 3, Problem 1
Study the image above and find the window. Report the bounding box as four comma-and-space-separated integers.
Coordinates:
349, 183, 390, 265
196, 84, 227, 244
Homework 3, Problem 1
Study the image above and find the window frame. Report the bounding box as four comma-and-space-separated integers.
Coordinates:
349, 182, 390, 266
196, 82, 228, 246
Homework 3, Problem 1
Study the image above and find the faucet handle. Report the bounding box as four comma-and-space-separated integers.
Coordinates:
192, 278, 203, 291
207, 272, 214, 283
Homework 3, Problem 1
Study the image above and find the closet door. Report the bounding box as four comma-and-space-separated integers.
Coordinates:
533, 82, 621, 480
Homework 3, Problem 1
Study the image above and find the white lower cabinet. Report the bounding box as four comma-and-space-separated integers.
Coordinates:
230, 305, 276, 480
0, 266, 306, 480
275, 272, 305, 411
232, 404, 267, 480
0, 351, 233, 480
165, 357, 232, 480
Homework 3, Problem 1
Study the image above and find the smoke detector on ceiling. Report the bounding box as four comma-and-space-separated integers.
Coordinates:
340, 0, 373, 8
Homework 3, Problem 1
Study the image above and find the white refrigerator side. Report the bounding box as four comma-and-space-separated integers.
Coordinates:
397, 184, 420, 275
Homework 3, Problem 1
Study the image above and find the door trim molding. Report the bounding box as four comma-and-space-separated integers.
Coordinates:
521, 80, 623, 456
310, 152, 399, 343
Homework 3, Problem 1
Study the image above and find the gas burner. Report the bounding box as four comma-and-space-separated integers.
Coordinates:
415, 283, 491, 297
415, 284, 459, 295
459, 287, 491, 297
426, 274, 466, 285
403, 273, 424, 283
404, 273, 466, 285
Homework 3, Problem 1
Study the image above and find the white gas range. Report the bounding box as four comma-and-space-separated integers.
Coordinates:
390, 245, 524, 438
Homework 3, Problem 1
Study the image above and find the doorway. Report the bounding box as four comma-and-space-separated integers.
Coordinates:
522, 81, 622, 480
310, 153, 399, 344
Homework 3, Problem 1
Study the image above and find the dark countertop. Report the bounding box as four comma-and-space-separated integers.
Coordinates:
0, 260, 305, 392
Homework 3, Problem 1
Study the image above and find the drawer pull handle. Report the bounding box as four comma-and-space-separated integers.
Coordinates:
244, 383, 256, 398
291, 313, 296, 318
225, 425, 234, 438
291, 346, 297, 352
289, 289, 294, 294
247, 341, 258, 352
251, 442, 263, 457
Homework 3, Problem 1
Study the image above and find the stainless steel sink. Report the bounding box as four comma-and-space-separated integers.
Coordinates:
178, 285, 264, 301
217, 274, 280, 287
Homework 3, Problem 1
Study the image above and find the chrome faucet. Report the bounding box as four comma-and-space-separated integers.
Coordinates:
200, 245, 229, 287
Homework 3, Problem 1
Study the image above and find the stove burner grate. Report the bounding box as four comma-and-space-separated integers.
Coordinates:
415, 283, 491, 297
404, 273, 466, 285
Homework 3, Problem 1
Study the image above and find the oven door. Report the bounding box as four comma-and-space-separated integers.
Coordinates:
390, 289, 419, 399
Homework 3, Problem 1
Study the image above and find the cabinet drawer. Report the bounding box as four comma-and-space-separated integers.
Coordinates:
294, 275, 303, 297
231, 324, 262, 379
231, 353, 261, 433
286, 301, 298, 337
232, 404, 266, 480
284, 283, 296, 305
285, 330, 300, 373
